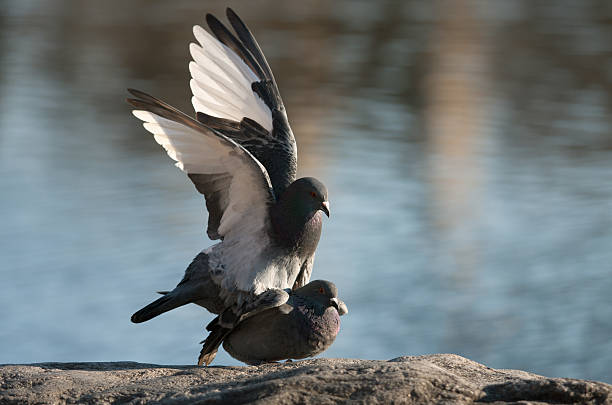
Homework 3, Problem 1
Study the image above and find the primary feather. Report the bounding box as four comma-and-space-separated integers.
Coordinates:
190, 24, 272, 131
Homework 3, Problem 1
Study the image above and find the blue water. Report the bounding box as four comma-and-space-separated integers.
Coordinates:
1, 1, 611, 383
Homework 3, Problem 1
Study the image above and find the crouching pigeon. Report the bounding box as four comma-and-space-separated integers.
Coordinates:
128, 9, 330, 328
198, 280, 348, 366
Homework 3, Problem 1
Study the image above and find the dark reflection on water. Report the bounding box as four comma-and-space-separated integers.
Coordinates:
1, 0, 611, 382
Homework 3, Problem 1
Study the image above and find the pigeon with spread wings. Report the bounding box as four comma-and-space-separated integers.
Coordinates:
128, 9, 330, 326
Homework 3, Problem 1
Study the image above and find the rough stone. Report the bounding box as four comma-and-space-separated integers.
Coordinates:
1, 354, 609, 404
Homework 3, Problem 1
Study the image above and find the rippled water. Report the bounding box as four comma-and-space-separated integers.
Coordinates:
1, 1, 611, 382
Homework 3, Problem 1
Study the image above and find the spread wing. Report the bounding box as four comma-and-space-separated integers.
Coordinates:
189, 8, 297, 197
127, 89, 276, 279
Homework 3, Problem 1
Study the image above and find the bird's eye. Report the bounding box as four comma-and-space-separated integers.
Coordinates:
310, 191, 317, 198
319, 287, 324, 294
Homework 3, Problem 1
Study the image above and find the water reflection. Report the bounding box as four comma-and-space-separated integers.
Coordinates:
1, 0, 611, 383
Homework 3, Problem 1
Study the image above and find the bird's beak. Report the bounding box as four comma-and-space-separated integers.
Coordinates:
337, 299, 348, 316
329, 298, 348, 315
321, 201, 330, 217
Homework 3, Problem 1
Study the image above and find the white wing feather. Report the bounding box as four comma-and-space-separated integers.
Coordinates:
190, 25, 273, 131
132, 109, 282, 293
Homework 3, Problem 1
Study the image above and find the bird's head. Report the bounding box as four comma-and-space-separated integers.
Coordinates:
271, 177, 329, 249
296, 280, 348, 315
284, 177, 330, 218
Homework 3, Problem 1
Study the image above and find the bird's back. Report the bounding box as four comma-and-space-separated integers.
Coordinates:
222, 295, 340, 364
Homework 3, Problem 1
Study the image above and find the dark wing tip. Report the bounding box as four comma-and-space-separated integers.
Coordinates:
205, 13, 224, 31
126, 88, 161, 107
126, 98, 140, 107
226, 8, 249, 36
205, 10, 265, 81
127, 88, 147, 98
226, 7, 240, 22
130, 312, 144, 323
224, 7, 278, 100
206, 315, 219, 332
126, 88, 143, 105
126, 98, 156, 110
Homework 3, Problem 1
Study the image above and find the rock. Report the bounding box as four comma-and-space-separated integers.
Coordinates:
0, 354, 609, 404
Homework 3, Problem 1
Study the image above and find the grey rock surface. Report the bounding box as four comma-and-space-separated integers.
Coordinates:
1, 354, 609, 404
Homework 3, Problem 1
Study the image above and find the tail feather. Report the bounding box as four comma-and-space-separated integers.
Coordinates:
130, 294, 188, 323
198, 320, 232, 366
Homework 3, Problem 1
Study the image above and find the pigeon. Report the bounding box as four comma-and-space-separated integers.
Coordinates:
128, 9, 330, 326
198, 280, 348, 366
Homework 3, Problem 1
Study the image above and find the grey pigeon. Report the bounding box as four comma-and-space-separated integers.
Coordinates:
128, 9, 330, 326
198, 280, 348, 366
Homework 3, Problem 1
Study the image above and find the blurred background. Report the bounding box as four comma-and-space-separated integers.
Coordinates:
1, 0, 611, 382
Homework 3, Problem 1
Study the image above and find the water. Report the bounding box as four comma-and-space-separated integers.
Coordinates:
1, 0, 611, 383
